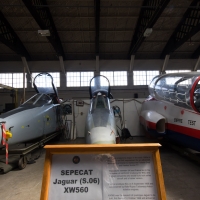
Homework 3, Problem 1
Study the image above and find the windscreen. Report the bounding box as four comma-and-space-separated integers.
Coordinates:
22, 94, 51, 107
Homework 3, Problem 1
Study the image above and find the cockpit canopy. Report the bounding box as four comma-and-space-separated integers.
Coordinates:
148, 72, 200, 112
89, 75, 112, 113
89, 75, 111, 99
33, 72, 59, 98
33, 72, 60, 104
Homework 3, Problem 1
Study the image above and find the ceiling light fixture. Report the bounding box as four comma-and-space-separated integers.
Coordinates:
144, 28, 153, 37
189, 38, 194, 46
38, 30, 50, 36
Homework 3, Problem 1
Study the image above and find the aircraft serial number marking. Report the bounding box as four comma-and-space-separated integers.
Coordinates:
64, 187, 88, 193
188, 120, 196, 126
174, 118, 182, 123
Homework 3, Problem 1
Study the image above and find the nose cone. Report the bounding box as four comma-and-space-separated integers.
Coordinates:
87, 127, 116, 144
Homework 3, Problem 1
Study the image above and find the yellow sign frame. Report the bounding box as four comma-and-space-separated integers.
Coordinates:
40, 143, 166, 200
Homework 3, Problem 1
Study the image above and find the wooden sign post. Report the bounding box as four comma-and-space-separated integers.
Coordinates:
40, 144, 166, 200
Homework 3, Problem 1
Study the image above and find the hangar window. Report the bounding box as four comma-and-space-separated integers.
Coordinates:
133, 71, 159, 85
66, 72, 94, 87
32, 72, 60, 87
166, 70, 191, 73
0, 73, 27, 88
166, 70, 191, 85
100, 71, 127, 86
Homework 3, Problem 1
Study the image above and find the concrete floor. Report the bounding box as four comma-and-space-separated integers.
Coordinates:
0, 137, 200, 200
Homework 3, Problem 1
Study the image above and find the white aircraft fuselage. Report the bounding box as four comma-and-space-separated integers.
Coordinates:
140, 72, 200, 151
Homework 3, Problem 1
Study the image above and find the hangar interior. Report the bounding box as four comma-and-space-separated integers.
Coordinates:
0, 0, 200, 200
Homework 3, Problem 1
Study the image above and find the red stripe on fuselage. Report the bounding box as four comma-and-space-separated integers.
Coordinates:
166, 123, 200, 139
140, 116, 156, 130
147, 121, 156, 130
141, 117, 200, 139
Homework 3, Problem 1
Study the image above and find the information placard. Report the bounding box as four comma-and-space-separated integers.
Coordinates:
40, 144, 166, 200
49, 154, 102, 200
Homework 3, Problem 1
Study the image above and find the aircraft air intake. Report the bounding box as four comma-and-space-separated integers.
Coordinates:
156, 119, 165, 133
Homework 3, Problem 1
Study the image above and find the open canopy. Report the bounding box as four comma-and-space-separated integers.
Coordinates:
33, 72, 58, 98
89, 75, 111, 99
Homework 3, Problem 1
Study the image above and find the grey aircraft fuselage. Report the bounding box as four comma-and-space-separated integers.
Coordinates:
0, 72, 62, 146
85, 75, 117, 144
0, 93, 60, 145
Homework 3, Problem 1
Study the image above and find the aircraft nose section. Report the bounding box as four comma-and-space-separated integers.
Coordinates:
88, 127, 116, 144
